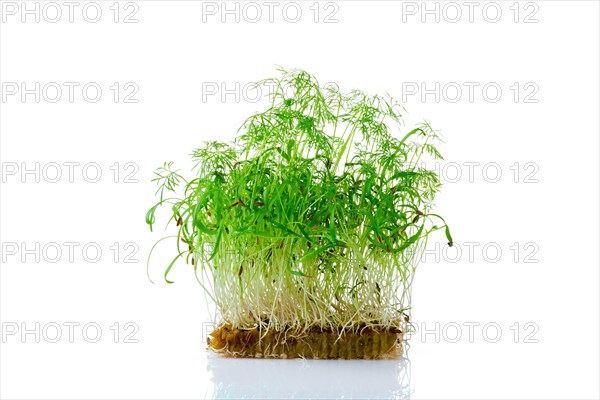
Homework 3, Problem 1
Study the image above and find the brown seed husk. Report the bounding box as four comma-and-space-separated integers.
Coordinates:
207, 324, 402, 359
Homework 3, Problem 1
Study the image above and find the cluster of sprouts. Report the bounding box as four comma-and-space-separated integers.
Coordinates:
146, 69, 452, 335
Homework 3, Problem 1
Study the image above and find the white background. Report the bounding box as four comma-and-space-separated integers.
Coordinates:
1, 1, 599, 399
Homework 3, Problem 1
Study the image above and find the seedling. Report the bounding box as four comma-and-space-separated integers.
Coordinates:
146, 68, 453, 359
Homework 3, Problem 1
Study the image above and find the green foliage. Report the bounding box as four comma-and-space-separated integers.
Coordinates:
146, 68, 452, 332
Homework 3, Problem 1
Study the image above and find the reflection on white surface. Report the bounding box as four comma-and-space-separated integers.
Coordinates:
205, 343, 411, 399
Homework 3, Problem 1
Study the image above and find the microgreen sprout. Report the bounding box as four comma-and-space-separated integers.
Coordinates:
146, 68, 453, 356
